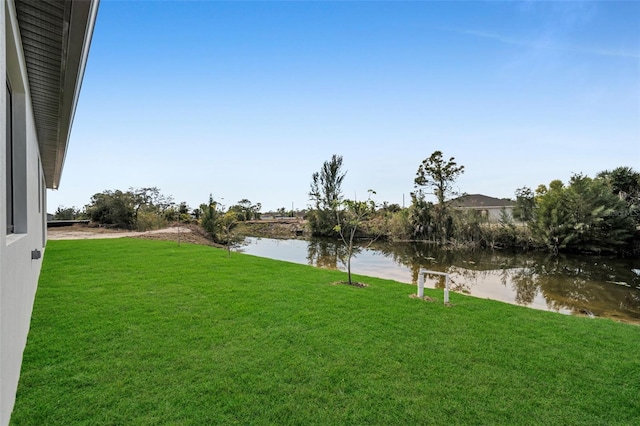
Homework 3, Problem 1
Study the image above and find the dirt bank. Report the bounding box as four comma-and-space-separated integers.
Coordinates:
47, 224, 215, 246
236, 219, 308, 239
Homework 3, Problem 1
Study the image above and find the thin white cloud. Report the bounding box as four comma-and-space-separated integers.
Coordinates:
445, 28, 639, 60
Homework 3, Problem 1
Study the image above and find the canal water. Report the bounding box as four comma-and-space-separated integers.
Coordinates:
237, 237, 640, 323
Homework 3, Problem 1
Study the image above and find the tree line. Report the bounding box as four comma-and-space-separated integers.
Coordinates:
54, 153, 639, 257
53, 187, 261, 243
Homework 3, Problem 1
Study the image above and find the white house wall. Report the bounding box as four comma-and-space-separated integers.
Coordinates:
487, 207, 513, 223
0, 1, 47, 424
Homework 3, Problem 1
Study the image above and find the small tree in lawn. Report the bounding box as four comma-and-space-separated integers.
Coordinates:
220, 211, 243, 257
334, 190, 380, 286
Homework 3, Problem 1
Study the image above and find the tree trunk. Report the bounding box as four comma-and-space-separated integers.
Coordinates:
347, 227, 356, 284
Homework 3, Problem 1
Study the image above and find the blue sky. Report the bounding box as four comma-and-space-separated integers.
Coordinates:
50, 0, 640, 213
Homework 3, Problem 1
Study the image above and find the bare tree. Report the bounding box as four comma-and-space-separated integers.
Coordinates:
334, 190, 381, 286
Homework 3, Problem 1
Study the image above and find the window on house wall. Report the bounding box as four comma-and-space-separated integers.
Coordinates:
6, 81, 14, 234
5, 6, 28, 237
39, 160, 46, 247
38, 158, 41, 213
42, 177, 46, 247
5, 77, 25, 236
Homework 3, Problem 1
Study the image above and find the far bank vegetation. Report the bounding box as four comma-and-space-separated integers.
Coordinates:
305, 152, 639, 256
54, 155, 639, 256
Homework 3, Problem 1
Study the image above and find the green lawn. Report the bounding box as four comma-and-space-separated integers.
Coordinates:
11, 239, 640, 425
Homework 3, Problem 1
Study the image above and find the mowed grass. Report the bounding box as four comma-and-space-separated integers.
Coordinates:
11, 239, 640, 425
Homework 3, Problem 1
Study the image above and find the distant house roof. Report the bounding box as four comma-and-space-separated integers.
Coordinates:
450, 194, 514, 209
13, 0, 100, 189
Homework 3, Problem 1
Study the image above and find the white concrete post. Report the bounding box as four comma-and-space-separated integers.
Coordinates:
444, 274, 450, 304
418, 269, 451, 305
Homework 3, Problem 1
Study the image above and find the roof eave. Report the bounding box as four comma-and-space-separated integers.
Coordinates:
14, 0, 99, 189
50, 0, 99, 189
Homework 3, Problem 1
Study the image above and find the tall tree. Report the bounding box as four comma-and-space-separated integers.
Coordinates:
308, 154, 347, 235
413, 151, 464, 243
414, 151, 465, 205
309, 154, 346, 210
200, 194, 222, 239
513, 186, 535, 222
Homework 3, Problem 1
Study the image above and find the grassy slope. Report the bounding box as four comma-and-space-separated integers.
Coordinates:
11, 239, 640, 425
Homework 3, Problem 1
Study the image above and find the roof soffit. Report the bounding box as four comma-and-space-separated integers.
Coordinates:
13, 0, 99, 189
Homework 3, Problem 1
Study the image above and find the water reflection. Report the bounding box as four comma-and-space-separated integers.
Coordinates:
238, 237, 640, 323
